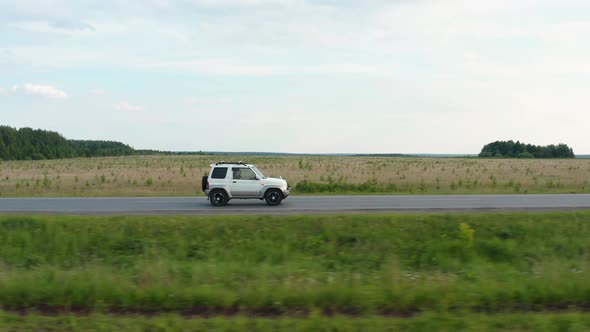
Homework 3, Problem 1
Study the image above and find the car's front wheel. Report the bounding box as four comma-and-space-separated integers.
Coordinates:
264, 189, 283, 206
210, 190, 228, 206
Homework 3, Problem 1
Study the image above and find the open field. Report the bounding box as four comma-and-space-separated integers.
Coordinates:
1, 211, 590, 329
0, 155, 589, 197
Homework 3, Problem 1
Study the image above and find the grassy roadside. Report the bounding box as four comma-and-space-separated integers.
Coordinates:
2, 311, 590, 332
1, 212, 590, 319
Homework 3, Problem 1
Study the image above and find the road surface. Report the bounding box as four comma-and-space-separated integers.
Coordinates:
0, 194, 590, 215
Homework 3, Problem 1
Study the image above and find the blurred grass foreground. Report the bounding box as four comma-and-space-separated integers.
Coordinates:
1, 212, 590, 330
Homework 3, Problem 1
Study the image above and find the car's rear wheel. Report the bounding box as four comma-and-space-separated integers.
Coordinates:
265, 189, 283, 206
210, 190, 228, 206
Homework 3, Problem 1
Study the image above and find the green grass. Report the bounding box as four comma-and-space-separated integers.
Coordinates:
2, 311, 590, 332
1, 212, 590, 330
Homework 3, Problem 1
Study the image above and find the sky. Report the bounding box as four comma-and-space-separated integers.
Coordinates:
1, 0, 589, 154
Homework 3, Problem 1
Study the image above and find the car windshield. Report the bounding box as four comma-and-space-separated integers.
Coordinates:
251, 166, 266, 179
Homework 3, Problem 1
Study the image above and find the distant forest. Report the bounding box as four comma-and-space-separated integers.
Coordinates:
479, 140, 575, 158
0, 126, 135, 160
0, 126, 210, 161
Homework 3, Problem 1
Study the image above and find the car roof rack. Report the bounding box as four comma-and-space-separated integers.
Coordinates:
215, 161, 248, 166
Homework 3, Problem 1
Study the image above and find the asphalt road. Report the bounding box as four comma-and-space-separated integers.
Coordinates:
0, 194, 590, 215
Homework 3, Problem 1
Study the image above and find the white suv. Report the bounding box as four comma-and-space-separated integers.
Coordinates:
202, 161, 291, 206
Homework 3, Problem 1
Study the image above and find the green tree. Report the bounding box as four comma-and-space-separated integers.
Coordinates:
480, 140, 575, 159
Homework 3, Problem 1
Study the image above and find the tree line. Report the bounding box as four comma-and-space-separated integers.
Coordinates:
0, 126, 135, 160
479, 140, 575, 158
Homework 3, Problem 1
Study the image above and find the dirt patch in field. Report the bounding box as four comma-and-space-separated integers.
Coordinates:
6, 303, 590, 319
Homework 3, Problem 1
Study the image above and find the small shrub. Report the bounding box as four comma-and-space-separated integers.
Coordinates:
459, 223, 475, 248
42, 176, 51, 189
489, 175, 497, 188
418, 180, 427, 192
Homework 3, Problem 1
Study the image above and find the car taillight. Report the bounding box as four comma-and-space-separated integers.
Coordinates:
206, 181, 209, 189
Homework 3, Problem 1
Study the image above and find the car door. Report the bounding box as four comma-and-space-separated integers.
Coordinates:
231, 167, 262, 197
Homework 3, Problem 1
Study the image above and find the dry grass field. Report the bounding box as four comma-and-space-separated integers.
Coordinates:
0, 155, 589, 197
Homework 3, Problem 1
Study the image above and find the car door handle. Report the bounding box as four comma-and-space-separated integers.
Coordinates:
232, 181, 237, 183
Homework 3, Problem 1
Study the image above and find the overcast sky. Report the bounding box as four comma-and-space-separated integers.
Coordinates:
1, 0, 589, 153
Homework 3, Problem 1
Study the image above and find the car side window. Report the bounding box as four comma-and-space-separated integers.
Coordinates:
232, 168, 257, 180
211, 167, 228, 179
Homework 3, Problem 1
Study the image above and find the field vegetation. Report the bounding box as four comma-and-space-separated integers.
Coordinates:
1, 212, 590, 330
0, 155, 589, 196
2, 311, 590, 331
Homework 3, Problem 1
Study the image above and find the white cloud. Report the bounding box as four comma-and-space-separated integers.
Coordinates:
49, 20, 95, 31
23, 83, 68, 99
188, 0, 296, 8
145, 60, 389, 76
10, 20, 95, 35
113, 102, 143, 112
88, 88, 106, 95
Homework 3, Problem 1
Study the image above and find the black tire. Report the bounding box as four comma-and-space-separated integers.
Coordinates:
201, 176, 208, 192
209, 189, 228, 206
264, 189, 283, 206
